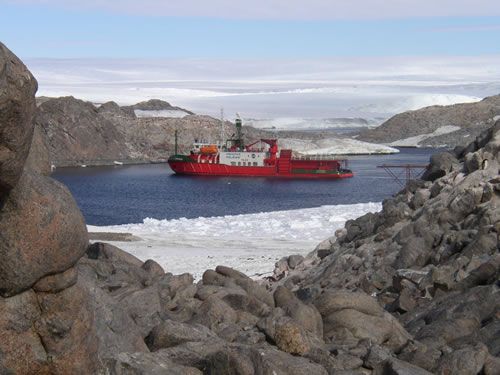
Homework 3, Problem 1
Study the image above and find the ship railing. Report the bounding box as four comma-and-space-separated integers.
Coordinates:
292, 154, 348, 161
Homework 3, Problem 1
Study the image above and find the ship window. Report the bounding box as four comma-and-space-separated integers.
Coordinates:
238, 162, 241, 166
231, 162, 236, 166
253, 162, 258, 166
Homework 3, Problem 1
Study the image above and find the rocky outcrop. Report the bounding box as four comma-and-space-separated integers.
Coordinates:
275, 120, 499, 373
0, 43, 98, 374
35, 96, 129, 166
0, 42, 37, 197
358, 94, 500, 147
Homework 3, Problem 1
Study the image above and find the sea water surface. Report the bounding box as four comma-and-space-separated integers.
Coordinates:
54, 148, 435, 226
53, 148, 436, 278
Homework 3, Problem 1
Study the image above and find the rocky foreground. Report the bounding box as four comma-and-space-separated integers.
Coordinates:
1, 42, 500, 374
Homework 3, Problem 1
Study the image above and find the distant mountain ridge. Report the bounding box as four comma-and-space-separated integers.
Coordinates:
358, 94, 500, 147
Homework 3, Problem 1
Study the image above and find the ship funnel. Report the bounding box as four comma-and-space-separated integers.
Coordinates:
235, 117, 243, 148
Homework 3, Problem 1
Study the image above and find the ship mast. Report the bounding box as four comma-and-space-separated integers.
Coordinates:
220, 108, 224, 148
235, 113, 244, 150
174, 129, 178, 155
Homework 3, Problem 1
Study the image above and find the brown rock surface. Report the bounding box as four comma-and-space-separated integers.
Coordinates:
24, 123, 51, 175
35, 96, 128, 166
35, 280, 98, 374
33, 266, 78, 293
0, 43, 99, 374
0, 170, 88, 296
0, 290, 49, 374
0, 42, 37, 197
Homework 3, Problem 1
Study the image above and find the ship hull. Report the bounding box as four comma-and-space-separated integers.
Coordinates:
168, 160, 354, 179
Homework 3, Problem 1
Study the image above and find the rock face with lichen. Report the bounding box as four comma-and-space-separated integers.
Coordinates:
1, 41, 499, 374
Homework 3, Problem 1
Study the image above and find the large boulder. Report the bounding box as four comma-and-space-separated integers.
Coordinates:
207, 343, 329, 375
0, 42, 37, 197
210, 266, 275, 307
421, 151, 459, 181
106, 352, 202, 375
76, 261, 151, 359
314, 290, 411, 350
146, 319, 217, 351
274, 286, 323, 338
0, 170, 88, 296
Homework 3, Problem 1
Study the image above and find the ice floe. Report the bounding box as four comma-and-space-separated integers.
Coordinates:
88, 202, 382, 279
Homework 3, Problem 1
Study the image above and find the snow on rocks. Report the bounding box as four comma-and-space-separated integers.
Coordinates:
389, 125, 461, 147
134, 109, 190, 118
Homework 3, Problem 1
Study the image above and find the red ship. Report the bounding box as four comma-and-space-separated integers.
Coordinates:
168, 118, 353, 179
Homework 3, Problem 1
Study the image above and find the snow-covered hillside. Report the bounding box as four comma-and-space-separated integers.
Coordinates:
351, 94, 481, 115
389, 125, 461, 147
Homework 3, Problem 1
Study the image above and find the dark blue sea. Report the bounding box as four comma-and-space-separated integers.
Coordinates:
53, 148, 437, 226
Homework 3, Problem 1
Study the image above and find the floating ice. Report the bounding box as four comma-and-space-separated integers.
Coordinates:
88, 202, 382, 280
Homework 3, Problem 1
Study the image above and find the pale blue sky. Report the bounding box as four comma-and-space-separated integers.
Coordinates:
1, 1, 500, 58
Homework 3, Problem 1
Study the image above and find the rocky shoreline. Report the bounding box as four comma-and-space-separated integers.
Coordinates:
1, 42, 499, 374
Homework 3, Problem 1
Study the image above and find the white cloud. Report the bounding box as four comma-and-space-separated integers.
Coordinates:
7, 0, 500, 20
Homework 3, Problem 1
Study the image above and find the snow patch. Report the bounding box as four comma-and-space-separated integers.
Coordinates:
389, 125, 461, 147
88, 202, 381, 280
134, 109, 190, 118
351, 94, 481, 115
244, 117, 382, 131
280, 138, 399, 155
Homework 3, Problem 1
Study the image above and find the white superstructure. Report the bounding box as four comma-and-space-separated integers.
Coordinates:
219, 151, 268, 167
